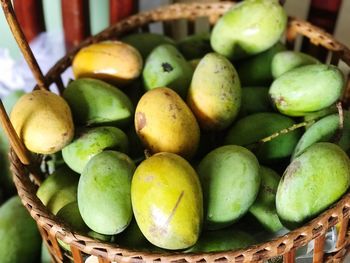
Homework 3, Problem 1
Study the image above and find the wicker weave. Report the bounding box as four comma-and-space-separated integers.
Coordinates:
3, 2, 350, 263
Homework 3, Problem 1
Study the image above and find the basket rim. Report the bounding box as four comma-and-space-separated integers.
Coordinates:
10, 2, 350, 262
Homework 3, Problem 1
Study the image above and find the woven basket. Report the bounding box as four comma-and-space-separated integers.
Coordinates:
2, 1, 350, 262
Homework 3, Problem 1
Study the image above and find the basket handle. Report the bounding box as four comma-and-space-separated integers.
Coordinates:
0, 0, 47, 91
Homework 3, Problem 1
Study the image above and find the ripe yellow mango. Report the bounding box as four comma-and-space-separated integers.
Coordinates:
10, 90, 74, 154
72, 41, 143, 85
135, 87, 200, 159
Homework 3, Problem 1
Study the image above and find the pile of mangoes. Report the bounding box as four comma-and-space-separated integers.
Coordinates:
3, 0, 350, 259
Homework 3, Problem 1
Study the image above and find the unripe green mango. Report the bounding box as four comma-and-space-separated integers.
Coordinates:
186, 229, 255, 253
78, 151, 135, 235
269, 64, 344, 116
211, 0, 287, 60
225, 113, 301, 163
292, 112, 350, 159
142, 44, 193, 98
47, 184, 78, 215
236, 42, 286, 86
197, 145, 260, 230
37, 165, 79, 206
131, 152, 203, 250
272, 51, 320, 78
62, 126, 128, 173
177, 32, 212, 60
121, 33, 175, 60
276, 143, 350, 229
116, 219, 151, 249
188, 53, 241, 130
0, 196, 41, 263
63, 78, 134, 127
249, 166, 283, 233
240, 87, 272, 116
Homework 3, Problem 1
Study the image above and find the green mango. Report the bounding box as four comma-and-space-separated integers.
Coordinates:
78, 151, 135, 235
271, 51, 320, 78
0, 196, 41, 263
177, 32, 212, 60
188, 53, 241, 130
37, 165, 79, 206
240, 87, 272, 116
121, 33, 175, 60
225, 113, 301, 163
197, 145, 260, 230
63, 78, 134, 127
269, 64, 344, 116
187, 229, 255, 253
0, 90, 25, 197
142, 44, 193, 98
292, 112, 350, 159
47, 184, 78, 215
116, 219, 150, 249
62, 126, 128, 173
249, 166, 283, 233
210, 0, 287, 60
236, 42, 286, 86
87, 231, 112, 242
276, 143, 350, 229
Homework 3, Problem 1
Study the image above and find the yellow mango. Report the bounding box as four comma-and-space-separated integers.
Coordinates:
72, 41, 143, 85
10, 90, 74, 154
135, 87, 200, 159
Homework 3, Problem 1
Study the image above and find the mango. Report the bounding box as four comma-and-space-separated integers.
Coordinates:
177, 32, 212, 60
292, 112, 350, 159
197, 145, 260, 230
116, 219, 151, 249
135, 87, 200, 159
240, 87, 272, 116
121, 33, 175, 60
269, 64, 344, 116
276, 143, 350, 229
47, 184, 78, 215
37, 165, 79, 206
0, 90, 24, 197
131, 152, 203, 250
225, 113, 301, 163
142, 44, 193, 98
72, 41, 143, 85
249, 166, 283, 233
187, 229, 255, 253
188, 53, 241, 130
78, 151, 135, 235
62, 126, 128, 173
272, 51, 320, 78
236, 42, 286, 86
10, 90, 74, 154
211, 0, 287, 60
0, 196, 41, 263
56, 202, 89, 233
63, 78, 134, 127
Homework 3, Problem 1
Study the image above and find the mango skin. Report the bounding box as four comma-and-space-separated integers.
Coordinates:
197, 145, 260, 230
10, 90, 74, 154
47, 184, 78, 215
72, 41, 143, 85
240, 87, 272, 116
269, 64, 344, 116
225, 113, 301, 163
211, 0, 287, 60
63, 78, 134, 127
131, 152, 203, 250
135, 87, 200, 159
177, 32, 212, 60
249, 166, 283, 233
272, 51, 320, 78
121, 33, 175, 60
142, 44, 193, 98
292, 112, 350, 159
236, 42, 286, 86
78, 151, 135, 235
188, 53, 241, 131
0, 196, 41, 263
62, 126, 128, 173
276, 143, 350, 229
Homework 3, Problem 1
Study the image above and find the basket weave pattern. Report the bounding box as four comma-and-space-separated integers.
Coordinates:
4, 2, 350, 262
